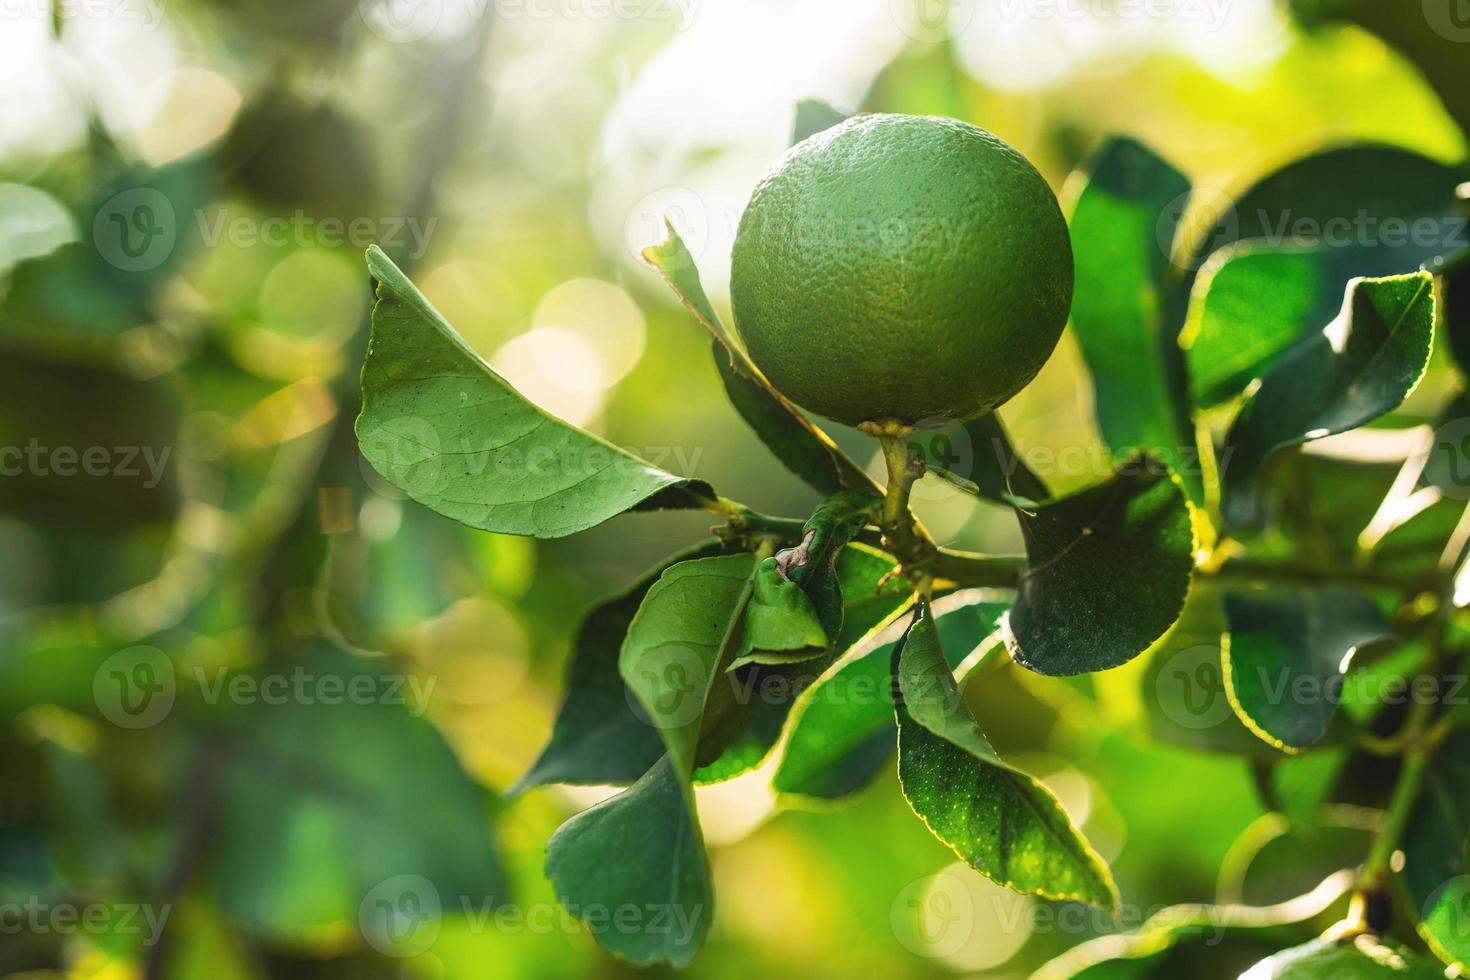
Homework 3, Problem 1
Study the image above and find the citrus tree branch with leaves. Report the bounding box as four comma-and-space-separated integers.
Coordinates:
357, 94, 1470, 976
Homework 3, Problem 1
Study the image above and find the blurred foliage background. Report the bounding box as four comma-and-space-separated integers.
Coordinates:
0, 0, 1465, 977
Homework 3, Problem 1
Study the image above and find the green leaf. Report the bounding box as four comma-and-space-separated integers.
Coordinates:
1182, 142, 1463, 408
1183, 246, 1345, 408
894, 604, 1118, 907
1185, 144, 1467, 273
1068, 138, 1198, 500
641, 223, 880, 498
1222, 587, 1394, 752
783, 490, 881, 639
515, 542, 726, 792
551, 551, 761, 966
545, 757, 710, 968
214, 647, 506, 945
1221, 272, 1436, 532
729, 556, 829, 670
1401, 732, 1470, 969
1239, 937, 1447, 978
791, 99, 849, 144
356, 245, 710, 539
693, 541, 906, 786
1006, 455, 1195, 676
774, 591, 1005, 802
618, 552, 757, 776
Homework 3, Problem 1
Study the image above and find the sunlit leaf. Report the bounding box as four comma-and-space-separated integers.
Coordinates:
1006, 456, 1195, 676
1068, 138, 1198, 500
1221, 273, 1436, 532
357, 245, 711, 539
549, 551, 766, 966
894, 604, 1118, 907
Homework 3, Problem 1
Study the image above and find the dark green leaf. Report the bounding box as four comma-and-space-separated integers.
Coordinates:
791, 99, 849, 144
1440, 255, 1470, 376
774, 591, 1004, 801
1221, 272, 1436, 532
729, 557, 828, 670
1222, 588, 1393, 752
1239, 937, 1447, 978
641, 223, 880, 498
551, 551, 761, 966
1186, 144, 1466, 273
693, 542, 907, 786
783, 490, 880, 640
894, 604, 1118, 907
544, 757, 710, 968
618, 552, 756, 776
1185, 143, 1463, 405
1006, 455, 1195, 676
357, 245, 711, 539
515, 542, 726, 792
1068, 138, 1199, 500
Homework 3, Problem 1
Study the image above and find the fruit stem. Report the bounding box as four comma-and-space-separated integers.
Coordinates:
871, 426, 933, 578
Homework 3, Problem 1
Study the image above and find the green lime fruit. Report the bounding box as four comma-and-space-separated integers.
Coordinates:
731, 113, 1073, 428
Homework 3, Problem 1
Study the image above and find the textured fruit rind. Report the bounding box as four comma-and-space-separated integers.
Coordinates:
731, 113, 1073, 427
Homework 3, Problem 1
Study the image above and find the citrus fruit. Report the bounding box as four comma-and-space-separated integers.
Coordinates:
730, 113, 1073, 428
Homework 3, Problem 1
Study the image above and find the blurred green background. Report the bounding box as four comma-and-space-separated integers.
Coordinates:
0, 1, 1464, 977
